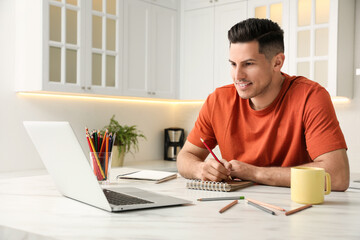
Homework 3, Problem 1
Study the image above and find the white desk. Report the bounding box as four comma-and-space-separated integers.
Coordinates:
0, 162, 360, 240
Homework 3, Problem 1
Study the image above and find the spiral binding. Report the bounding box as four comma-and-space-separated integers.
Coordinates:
186, 179, 229, 192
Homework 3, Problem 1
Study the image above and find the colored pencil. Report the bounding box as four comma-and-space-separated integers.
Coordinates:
200, 138, 221, 163
219, 200, 238, 213
285, 204, 312, 216
105, 131, 109, 177
85, 128, 100, 178
247, 200, 276, 215
200, 137, 232, 180
99, 129, 108, 155
198, 196, 245, 201
246, 198, 286, 211
87, 131, 105, 179
97, 130, 101, 152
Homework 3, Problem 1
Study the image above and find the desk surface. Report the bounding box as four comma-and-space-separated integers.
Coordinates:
1, 161, 360, 240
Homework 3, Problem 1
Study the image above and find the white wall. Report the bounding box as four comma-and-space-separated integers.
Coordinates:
334, 0, 360, 173
1, 0, 359, 174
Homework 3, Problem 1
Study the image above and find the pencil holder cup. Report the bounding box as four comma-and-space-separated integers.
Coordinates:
89, 152, 112, 183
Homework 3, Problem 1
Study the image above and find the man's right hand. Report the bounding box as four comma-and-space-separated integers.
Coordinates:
177, 140, 232, 182
198, 158, 232, 182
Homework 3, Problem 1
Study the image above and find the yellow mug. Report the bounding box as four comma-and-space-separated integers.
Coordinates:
291, 167, 331, 204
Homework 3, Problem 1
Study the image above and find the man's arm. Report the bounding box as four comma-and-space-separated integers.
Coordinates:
177, 140, 232, 181
229, 148, 349, 191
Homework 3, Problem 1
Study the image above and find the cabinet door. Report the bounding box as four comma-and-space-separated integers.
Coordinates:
213, 1, 247, 89
46, 0, 85, 93
289, 0, 354, 98
123, 0, 178, 98
150, 6, 177, 99
87, 0, 123, 95
123, 0, 151, 97
15, 0, 86, 93
247, 0, 290, 72
180, 7, 214, 100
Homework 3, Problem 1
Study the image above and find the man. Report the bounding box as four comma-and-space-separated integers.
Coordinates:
177, 18, 349, 191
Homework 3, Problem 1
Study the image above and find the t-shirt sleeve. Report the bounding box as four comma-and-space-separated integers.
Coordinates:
187, 93, 218, 149
303, 87, 347, 159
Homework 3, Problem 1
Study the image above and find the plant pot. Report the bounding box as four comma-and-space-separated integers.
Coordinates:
112, 145, 125, 167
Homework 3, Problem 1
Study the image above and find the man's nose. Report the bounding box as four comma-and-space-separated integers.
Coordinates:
234, 67, 245, 81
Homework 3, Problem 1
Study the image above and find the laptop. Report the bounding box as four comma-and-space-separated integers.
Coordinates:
23, 121, 190, 212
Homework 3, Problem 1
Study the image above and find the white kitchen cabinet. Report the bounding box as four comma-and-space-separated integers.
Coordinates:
123, 0, 178, 99
288, 0, 355, 98
85, 0, 123, 95
180, 0, 247, 100
247, 0, 289, 72
15, 0, 85, 93
15, 0, 124, 95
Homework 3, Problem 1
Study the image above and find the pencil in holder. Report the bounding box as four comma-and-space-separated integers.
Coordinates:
89, 152, 112, 182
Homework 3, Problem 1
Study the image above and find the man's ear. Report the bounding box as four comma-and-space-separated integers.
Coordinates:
273, 53, 285, 71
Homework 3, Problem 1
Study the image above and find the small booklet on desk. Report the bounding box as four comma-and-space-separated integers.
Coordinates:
186, 179, 253, 192
117, 170, 178, 184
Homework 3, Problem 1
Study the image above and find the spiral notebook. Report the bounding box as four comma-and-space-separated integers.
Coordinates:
186, 179, 253, 192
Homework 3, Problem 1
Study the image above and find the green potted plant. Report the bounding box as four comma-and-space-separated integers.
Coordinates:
102, 115, 146, 167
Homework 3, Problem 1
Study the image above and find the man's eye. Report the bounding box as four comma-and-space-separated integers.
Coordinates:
243, 62, 254, 67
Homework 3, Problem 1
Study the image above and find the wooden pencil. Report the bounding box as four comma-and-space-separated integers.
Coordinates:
285, 204, 312, 216
219, 200, 238, 213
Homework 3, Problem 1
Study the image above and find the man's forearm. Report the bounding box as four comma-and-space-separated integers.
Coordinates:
177, 150, 204, 180
231, 149, 349, 191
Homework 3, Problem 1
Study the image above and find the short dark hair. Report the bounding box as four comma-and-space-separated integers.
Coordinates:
228, 18, 284, 60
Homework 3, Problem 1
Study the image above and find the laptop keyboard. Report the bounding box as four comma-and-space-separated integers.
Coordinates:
103, 189, 154, 206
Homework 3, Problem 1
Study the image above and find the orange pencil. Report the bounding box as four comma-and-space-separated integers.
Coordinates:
285, 204, 312, 216
219, 200, 238, 213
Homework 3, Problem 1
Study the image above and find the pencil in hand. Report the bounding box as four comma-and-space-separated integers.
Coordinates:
200, 138, 232, 180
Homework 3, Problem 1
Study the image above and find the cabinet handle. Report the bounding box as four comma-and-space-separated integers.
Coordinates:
87, 87, 91, 90
81, 86, 85, 90
152, 92, 156, 95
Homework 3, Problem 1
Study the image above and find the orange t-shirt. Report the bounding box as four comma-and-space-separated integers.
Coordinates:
187, 73, 347, 167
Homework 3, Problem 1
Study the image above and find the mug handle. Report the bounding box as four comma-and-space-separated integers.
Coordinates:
325, 172, 331, 195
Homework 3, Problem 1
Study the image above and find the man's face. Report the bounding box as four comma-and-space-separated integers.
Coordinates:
229, 41, 275, 101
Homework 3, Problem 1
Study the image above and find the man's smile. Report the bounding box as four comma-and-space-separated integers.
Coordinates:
235, 80, 252, 89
